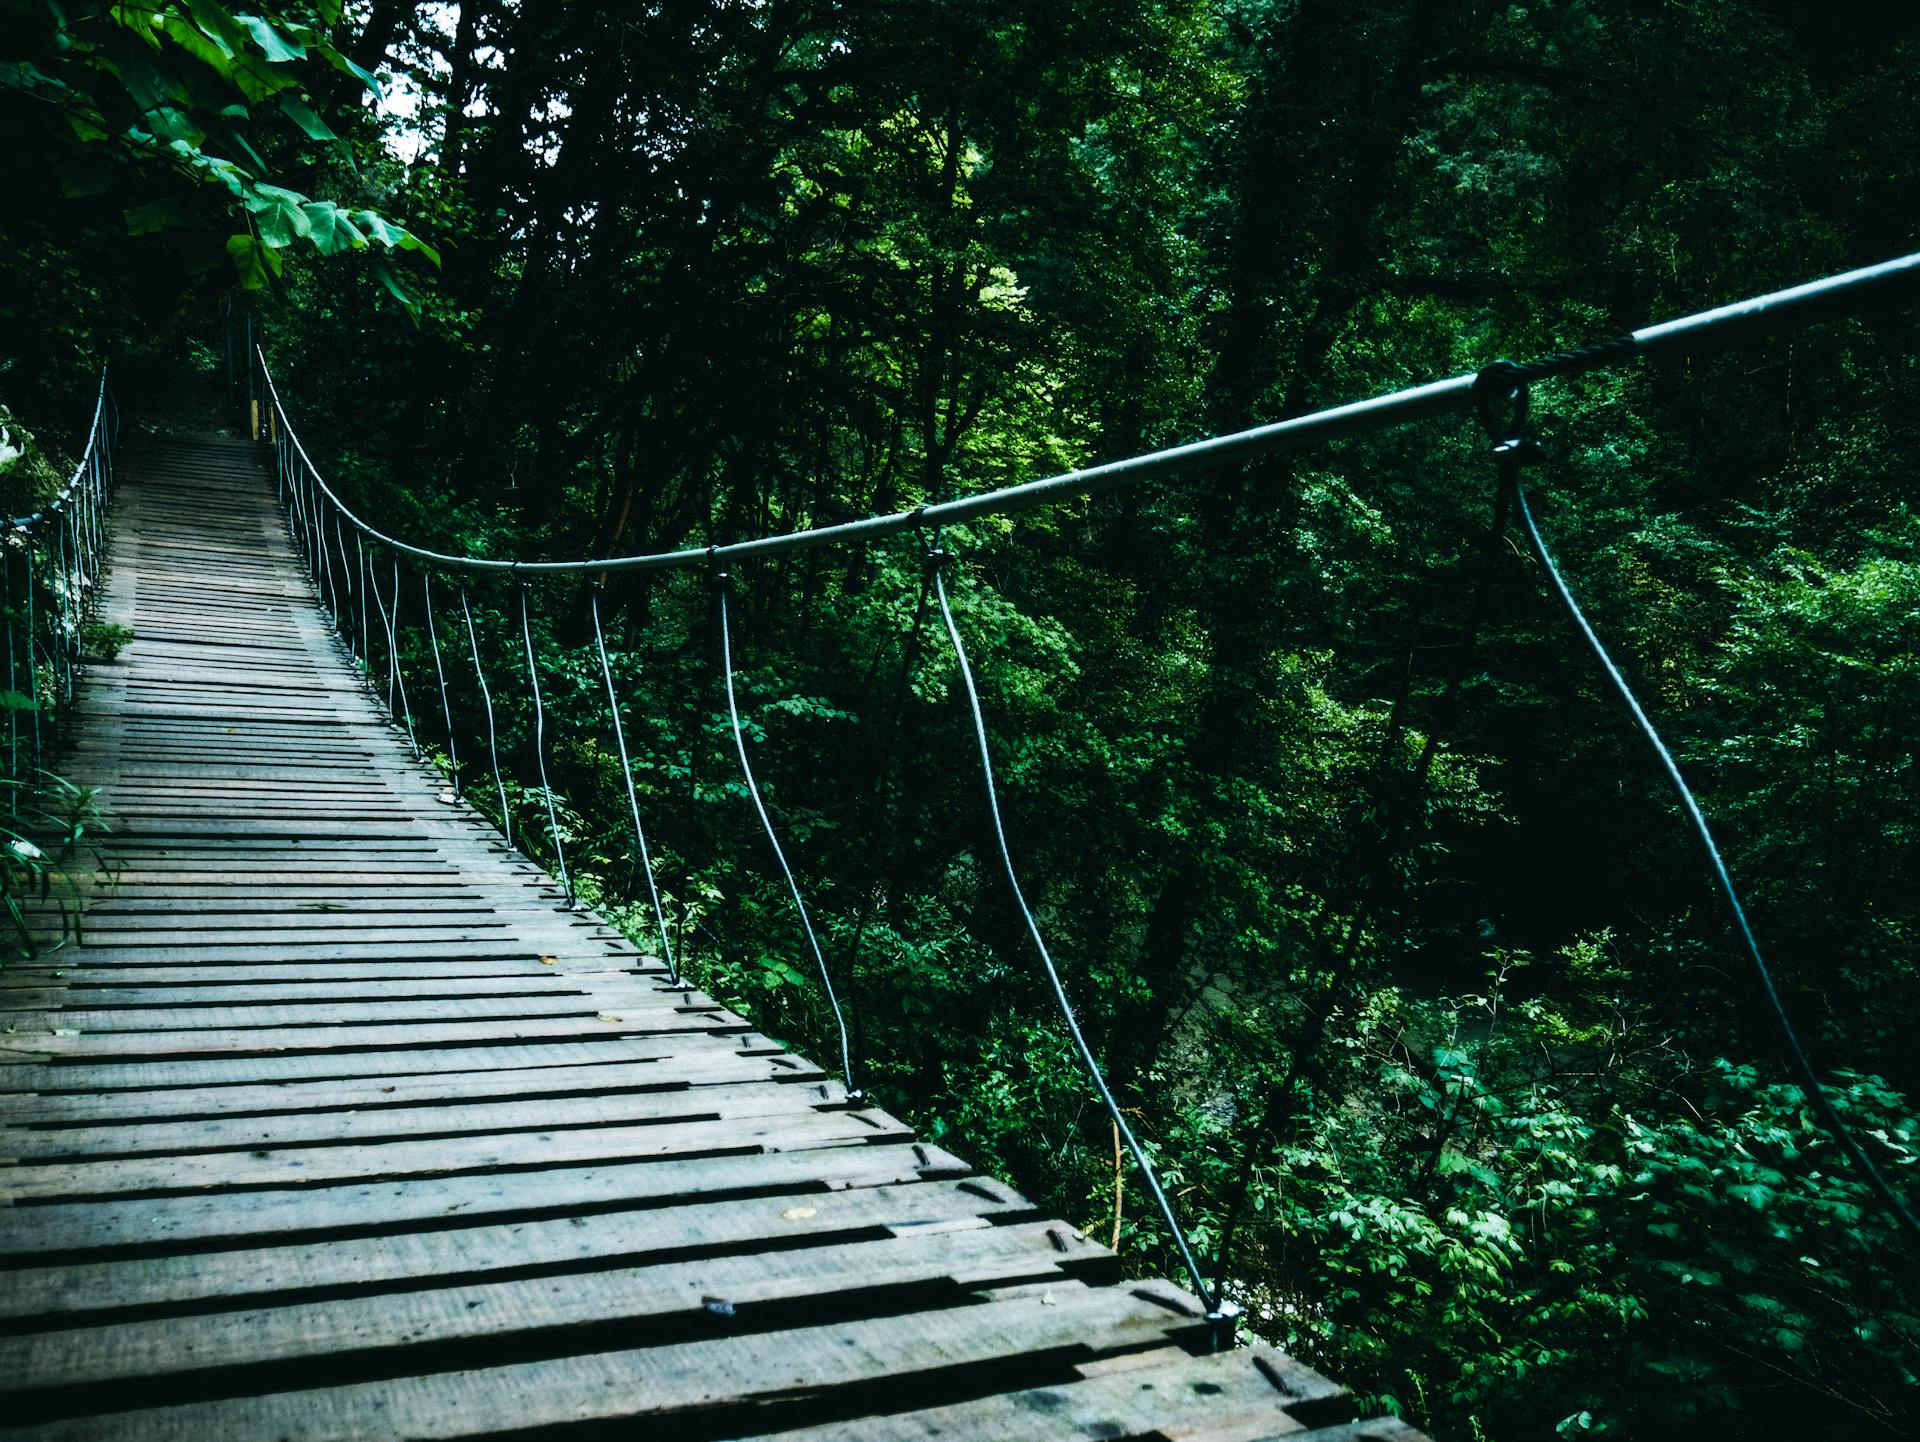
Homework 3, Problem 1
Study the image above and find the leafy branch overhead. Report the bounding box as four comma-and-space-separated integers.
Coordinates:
1, 0, 436, 294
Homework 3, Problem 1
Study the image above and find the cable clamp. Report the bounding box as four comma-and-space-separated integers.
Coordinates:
1472, 360, 1531, 445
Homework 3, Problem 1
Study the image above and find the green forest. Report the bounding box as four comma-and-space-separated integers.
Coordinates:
3, 3, 1918, 1437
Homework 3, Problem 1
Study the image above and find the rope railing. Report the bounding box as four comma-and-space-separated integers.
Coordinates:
4, 365, 117, 787
250, 248, 1920, 1321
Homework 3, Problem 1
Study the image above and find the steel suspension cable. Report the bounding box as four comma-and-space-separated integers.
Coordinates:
52, 513, 73, 704
305, 469, 326, 595
334, 514, 356, 660
384, 556, 420, 756
318, 495, 342, 628
517, 585, 574, 905
355, 534, 372, 682
422, 572, 460, 790
21, 536, 39, 767
1489, 394, 1920, 1245
374, 553, 400, 719
714, 569, 857, 1092
460, 586, 513, 846
930, 552, 1224, 1320
590, 585, 678, 985
3, 550, 16, 795
253, 253, 1920, 582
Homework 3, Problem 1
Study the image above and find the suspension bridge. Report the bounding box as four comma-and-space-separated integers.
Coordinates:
2, 251, 1916, 1439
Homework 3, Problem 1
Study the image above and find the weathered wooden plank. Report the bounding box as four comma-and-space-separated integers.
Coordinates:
0, 1010, 749, 1064
1, 975, 647, 1008
1, 1221, 1112, 1424
76, 899, 510, 916
0, 961, 639, 988
0, 1032, 763, 1092
15, 993, 698, 1033
2, 1077, 849, 1160
736, 1346, 1355, 1442
0, 1105, 911, 1200
1, 1281, 1215, 1442
0, 1140, 971, 1261
11, 941, 601, 966
2, 1050, 817, 1124
0, 1176, 1036, 1322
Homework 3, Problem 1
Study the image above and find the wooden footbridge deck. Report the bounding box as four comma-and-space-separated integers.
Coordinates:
0, 429, 1417, 1440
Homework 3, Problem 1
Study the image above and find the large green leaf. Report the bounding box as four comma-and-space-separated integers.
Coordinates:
301, 200, 366, 256
183, 0, 250, 59
242, 181, 312, 247
279, 93, 336, 142
235, 15, 304, 64
158, 15, 235, 77
225, 231, 282, 289
352, 209, 441, 266
316, 43, 379, 93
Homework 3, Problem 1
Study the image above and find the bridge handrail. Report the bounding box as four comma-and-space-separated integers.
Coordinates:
7, 365, 112, 534
256, 250, 1920, 578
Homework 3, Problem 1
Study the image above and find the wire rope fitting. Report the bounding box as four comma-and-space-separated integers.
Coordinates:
1203, 1297, 1242, 1353
1471, 359, 1530, 445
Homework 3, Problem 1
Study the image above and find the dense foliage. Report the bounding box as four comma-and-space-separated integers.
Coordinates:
5, 2, 1918, 1436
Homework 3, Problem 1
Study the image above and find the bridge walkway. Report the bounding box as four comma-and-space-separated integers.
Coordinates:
0, 428, 1413, 1441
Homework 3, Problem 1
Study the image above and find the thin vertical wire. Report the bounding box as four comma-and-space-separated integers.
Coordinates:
461, 586, 513, 846
22, 533, 40, 767
931, 556, 1219, 1316
67, 508, 85, 685
52, 511, 73, 705
423, 572, 460, 789
517, 584, 574, 905
303, 458, 323, 590
369, 553, 419, 756
3, 547, 16, 797
285, 445, 308, 563
715, 570, 856, 1091
1508, 462, 1920, 1243
335, 514, 356, 659
380, 558, 400, 716
356, 533, 372, 680
318, 484, 342, 625
78, 453, 97, 581
590, 585, 678, 984
92, 446, 104, 570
